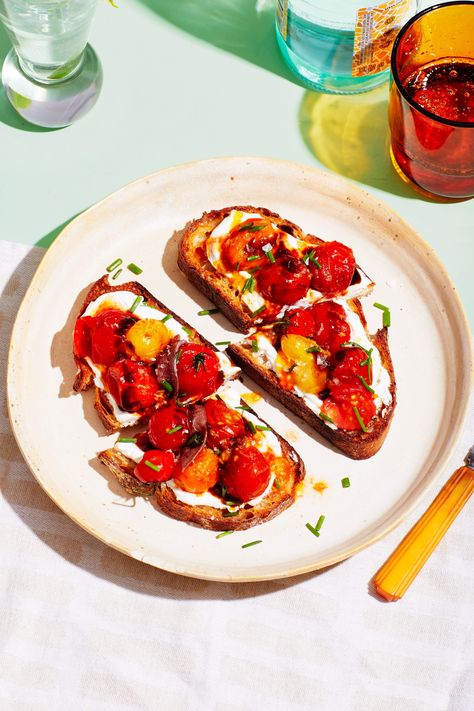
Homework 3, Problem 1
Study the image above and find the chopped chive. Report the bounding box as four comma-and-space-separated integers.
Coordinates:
215, 340, 231, 346
251, 339, 259, 353
252, 306, 266, 318
242, 540, 262, 548
242, 276, 255, 294
246, 420, 257, 435
247, 224, 265, 232
145, 460, 162, 473
374, 302, 391, 327
236, 404, 252, 411
288, 363, 297, 373
309, 255, 321, 268
256, 425, 271, 431
234, 263, 241, 271
198, 308, 219, 316
353, 406, 368, 433
117, 437, 137, 444
247, 255, 260, 261
248, 266, 260, 274
223, 510, 239, 518
214, 448, 222, 457
175, 348, 182, 363
161, 313, 172, 323
265, 249, 276, 264
238, 222, 253, 231
315, 515, 325, 533
303, 250, 321, 268
341, 477, 351, 488
341, 341, 371, 356
167, 425, 183, 435
129, 296, 142, 314
216, 530, 234, 539
111, 268, 122, 280
273, 319, 290, 327
127, 263, 143, 275
357, 375, 375, 394
182, 326, 194, 337
306, 345, 322, 353
192, 352, 206, 371
161, 379, 173, 393
274, 478, 281, 490
319, 412, 334, 424
106, 258, 123, 273
305, 523, 320, 537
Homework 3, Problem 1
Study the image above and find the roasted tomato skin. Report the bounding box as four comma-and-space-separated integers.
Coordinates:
105, 359, 159, 412
309, 241, 356, 296
285, 307, 316, 338
311, 301, 350, 353
176, 343, 222, 400
221, 444, 271, 502
148, 403, 191, 451
330, 347, 372, 386
204, 398, 246, 450
173, 447, 220, 494
73, 316, 94, 358
223, 219, 276, 271
257, 257, 311, 305
89, 309, 137, 366
134, 450, 176, 483
321, 382, 376, 431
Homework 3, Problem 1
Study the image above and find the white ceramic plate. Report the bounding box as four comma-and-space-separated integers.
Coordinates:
8, 157, 472, 582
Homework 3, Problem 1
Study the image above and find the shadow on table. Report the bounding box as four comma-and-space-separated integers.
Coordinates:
136, 0, 300, 86
299, 85, 425, 200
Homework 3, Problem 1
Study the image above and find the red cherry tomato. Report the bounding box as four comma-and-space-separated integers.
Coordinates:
321, 382, 376, 431
257, 256, 311, 305
73, 316, 94, 358
134, 449, 176, 483
223, 219, 276, 271
148, 403, 191, 451
221, 444, 271, 502
204, 398, 246, 450
105, 359, 159, 412
311, 301, 350, 353
285, 307, 316, 338
330, 347, 372, 386
308, 241, 356, 296
89, 309, 137, 366
176, 343, 222, 400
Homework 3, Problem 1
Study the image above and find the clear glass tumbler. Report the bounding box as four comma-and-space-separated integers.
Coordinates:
0, 0, 102, 128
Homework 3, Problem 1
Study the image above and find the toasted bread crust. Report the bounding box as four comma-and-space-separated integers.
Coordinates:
98, 408, 306, 531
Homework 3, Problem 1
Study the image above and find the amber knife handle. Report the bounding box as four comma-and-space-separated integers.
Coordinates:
373, 466, 474, 602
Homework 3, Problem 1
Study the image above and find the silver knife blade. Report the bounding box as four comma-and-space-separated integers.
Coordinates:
465, 445, 474, 469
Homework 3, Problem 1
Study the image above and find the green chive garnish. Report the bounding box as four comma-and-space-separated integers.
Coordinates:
161, 314, 172, 323
106, 258, 123, 273
273, 319, 290, 327
306, 345, 322, 353
274, 479, 281, 490
248, 266, 260, 274
167, 425, 183, 435
288, 363, 297, 373
374, 302, 391, 327
265, 249, 276, 264
353, 406, 368, 432
127, 263, 143, 275
111, 268, 122, 280
161, 379, 173, 393
129, 296, 142, 314
223, 510, 239, 518
305, 523, 320, 537
247, 224, 265, 232
251, 306, 266, 318
198, 308, 219, 316
216, 530, 234, 539
256, 425, 270, 431
246, 420, 257, 434
319, 412, 334, 424
242, 540, 262, 548
214, 448, 222, 457
247, 255, 260, 261
341, 477, 351, 488
357, 375, 375, 394
315, 515, 325, 533
303, 250, 321, 268
182, 326, 194, 337
236, 404, 251, 411
242, 276, 255, 294
215, 340, 231, 346
175, 349, 182, 363
251, 339, 259, 353
145, 460, 162, 473
117, 437, 137, 444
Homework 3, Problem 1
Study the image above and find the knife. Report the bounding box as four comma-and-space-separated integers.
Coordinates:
373, 445, 474, 601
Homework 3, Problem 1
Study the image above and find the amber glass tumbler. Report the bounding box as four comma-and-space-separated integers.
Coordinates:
389, 2, 474, 199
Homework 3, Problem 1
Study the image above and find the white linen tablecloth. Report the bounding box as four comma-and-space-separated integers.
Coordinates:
1, 240, 473, 711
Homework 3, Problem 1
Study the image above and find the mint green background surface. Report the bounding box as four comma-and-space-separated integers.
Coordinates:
0, 0, 472, 326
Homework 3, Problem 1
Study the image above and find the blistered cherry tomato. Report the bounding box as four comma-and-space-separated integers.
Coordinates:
257, 256, 311, 305
176, 343, 222, 400
223, 219, 276, 271
311, 302, 350, 353
285, 307, 316, 338
308, 241, 356, 296
321, 382, 376, 431
330, 347, 372, 386
221, 444, 271, 502
73, 316, 94, 358
204, 398, 246, 450
105, 359, 159, 412
90, 309, 137, 366
173, 448, 220, 494
134, 449, 176, 483
148, 403, 191, 451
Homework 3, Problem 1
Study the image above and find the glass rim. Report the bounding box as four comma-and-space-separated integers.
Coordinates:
391, 0, 474, 129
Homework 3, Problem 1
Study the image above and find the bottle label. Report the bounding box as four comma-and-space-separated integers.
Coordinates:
352, 0, 412, 77
277, 0, 289, 41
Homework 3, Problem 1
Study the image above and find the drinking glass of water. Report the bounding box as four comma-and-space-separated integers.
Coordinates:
0, 0, 102, 128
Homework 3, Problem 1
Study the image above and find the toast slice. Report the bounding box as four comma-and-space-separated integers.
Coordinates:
73, 275, 239, 433
228, 299, 396, 460
178, 205, 374, 332
98, 391, 305, 531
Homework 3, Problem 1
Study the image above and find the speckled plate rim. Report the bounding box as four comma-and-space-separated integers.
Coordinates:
7, 156, 473, 583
